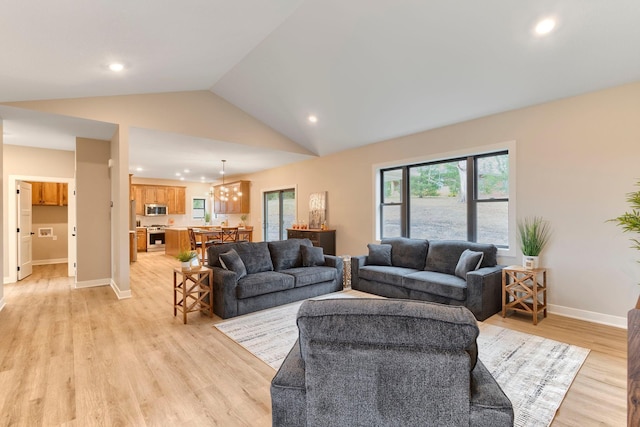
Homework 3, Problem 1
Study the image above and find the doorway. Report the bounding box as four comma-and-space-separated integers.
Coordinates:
263, 188, 296, 241
7, 175, 76, 284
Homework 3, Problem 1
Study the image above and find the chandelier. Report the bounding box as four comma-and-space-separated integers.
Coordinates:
214, 160, 242, 202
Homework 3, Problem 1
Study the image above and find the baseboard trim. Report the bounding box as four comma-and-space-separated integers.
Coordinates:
0, 297, 5, 313
75, 278, 111, 289
32, 258, 68, 266
110, 279, 132, 300
3, 276, 12, 285
549, 303, 627, 329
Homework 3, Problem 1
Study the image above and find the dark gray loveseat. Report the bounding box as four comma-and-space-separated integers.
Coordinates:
206, 238, 343, 319
351, 238, 503, 321
271, 298, 514, 426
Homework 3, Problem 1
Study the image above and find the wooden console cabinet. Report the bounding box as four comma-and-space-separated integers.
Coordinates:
287, 229, 336, 255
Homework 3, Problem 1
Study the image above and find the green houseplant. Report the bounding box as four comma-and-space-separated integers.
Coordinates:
610, 181, 640, 260
517, 216, 551, 269
176, 250, 198, 271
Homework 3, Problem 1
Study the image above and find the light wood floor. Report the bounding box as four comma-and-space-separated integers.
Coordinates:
0, 252, 627, 426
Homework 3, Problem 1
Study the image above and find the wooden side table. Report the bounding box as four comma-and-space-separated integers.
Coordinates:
502, 265, 547, 325
173, 267, 213, 324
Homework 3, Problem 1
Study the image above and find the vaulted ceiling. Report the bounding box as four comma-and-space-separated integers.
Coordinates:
2, 1, 640, 181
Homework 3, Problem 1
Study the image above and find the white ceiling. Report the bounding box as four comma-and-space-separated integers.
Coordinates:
2, 0, 640, 181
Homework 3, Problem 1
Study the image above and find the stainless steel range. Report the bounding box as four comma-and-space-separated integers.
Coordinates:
146, 225, 166, 252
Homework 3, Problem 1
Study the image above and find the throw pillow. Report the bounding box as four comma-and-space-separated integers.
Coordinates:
219, 249, 247, 279
367, 243, 392, 266
454, 249, 484, 279
301, 245, 325, 267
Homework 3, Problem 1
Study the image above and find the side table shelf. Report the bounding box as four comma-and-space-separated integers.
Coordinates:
173, 267, 213, 324
502, 266, 547, 325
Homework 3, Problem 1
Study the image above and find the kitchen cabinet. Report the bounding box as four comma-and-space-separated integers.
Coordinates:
167, 186, 186, 214
132, 185, 144, 215
130, 184, 186, 215
165, 228, 192, 257
136, 228, 147, 252
287, 229, 336, 255
30, 182, 67, 206
213, 180, 250, 214
144, 186, 168, 204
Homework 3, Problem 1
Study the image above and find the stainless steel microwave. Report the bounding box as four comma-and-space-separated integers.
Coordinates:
145, 204, 168, 216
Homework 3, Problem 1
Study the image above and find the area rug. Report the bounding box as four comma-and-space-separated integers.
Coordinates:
215, 296, 590, 427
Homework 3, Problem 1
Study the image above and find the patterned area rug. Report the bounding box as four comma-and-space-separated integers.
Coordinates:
214, 295, 589, 427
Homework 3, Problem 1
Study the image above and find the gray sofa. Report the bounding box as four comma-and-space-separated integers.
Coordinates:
271, 298, 514, 426
351, 238, 503, 321
205, 238, 343, 319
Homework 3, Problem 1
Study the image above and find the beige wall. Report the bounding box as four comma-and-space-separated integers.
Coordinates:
0, 120, 3, 307
243, 82, 640, 324
76, 138, 111, 285
7, 91, 313, 156
32, 205, 68, 263
2, 145, 75, 281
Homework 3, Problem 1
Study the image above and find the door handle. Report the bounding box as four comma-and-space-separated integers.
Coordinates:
30, 232, 35, 235
72, 234, 76, 237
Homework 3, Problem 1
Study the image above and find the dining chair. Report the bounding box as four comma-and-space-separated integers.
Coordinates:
188, 227, 204, 259
218, 226, 239, 244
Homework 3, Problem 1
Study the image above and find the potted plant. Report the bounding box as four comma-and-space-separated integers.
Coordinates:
610, 181, 640, 260
204, 212, 211, 225
240, 214, 248, 227
176, 250, 197, 271
517, 216, 551, 269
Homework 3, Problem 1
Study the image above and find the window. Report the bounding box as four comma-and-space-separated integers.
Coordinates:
192, 197, 206, 219
264, 188, 296, 241
380, 150, 509, 247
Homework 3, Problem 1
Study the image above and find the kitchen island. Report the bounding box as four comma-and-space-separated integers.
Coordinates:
164, 226, 254, 257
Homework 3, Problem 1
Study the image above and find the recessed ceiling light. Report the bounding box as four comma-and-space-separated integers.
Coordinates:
184, 169, 190, 173
175, 172, 181, 177
534, 18, 556, 36
180, 177, 185, 181
136, 167, 143, 172
308, 115, 318, 123
109, 63, 125, 72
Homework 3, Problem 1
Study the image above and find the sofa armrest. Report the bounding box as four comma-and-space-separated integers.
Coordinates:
323, 255, 344, 288
350, 255, 367, 288
465, 265, 504, 321
207, 266, 240, 319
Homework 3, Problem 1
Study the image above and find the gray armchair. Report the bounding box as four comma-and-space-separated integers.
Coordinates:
271, 298, 513, 427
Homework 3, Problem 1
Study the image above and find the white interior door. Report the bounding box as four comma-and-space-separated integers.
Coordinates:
17, 181, 34, 280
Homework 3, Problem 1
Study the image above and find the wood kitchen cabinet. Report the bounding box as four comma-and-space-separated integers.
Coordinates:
130, 184, 186, 215
136, 228, 147, 252
30, 182, 68, 206
167, 186, 186, 214
132, 185, 144, 215
144, 186, 168, 204
213, 180, 250, 214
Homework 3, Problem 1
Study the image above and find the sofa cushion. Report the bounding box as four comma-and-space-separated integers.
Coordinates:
425, 240, 497, 275
367, 243, 392, 266
403, 271, 468, 301
219, 249, 247, 279
282, 266, 337, 288
301, 245, 325, 267
207, 242, 274, 274
236, 271, 295, 299
359, 265, 419, 287
381, 237, 428, 270
454, 249, 484, 279
269, 239, 313, 271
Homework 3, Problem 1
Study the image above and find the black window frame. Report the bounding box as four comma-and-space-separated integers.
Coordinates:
379, 150, 509, 247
